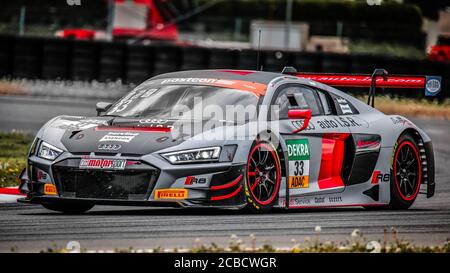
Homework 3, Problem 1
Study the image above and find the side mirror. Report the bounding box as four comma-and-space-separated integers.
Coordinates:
96, 102, 112, 116
288, 109, 312, 133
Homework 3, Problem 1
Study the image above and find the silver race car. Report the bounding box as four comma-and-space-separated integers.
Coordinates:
18, 68, 438, 213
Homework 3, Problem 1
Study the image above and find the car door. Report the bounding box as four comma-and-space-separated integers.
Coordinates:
271, 84, 351, 202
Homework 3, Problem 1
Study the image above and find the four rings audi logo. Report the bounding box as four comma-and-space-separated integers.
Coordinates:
98, 144, 122, 151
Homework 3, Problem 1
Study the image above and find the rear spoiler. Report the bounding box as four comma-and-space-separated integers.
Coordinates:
282, 67, 442, 106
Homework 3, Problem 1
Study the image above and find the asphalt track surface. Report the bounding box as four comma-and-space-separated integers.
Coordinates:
0, 95, 449, 252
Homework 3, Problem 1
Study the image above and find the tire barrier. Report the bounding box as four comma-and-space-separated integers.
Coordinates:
152, 44, 181, 76
13, 37, 43, 79
42, 39, 71, 80
209, 48, 238, 69
0, 35, 448, 100
0, 35, 13, 77
98, 42, 126, 82
292, 52, 321, 72
237, 49, 260, 70
264, 50, 293, 72
127, 45, 153, 85
71, 41, 99, 81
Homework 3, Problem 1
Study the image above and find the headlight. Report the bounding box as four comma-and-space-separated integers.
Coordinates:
161, 147, 221, 164
37, 141, 63, 161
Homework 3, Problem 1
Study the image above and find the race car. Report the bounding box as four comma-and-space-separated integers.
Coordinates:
18, 68, 439, 213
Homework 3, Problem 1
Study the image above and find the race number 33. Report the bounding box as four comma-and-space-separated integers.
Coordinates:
286, 139, 310, 189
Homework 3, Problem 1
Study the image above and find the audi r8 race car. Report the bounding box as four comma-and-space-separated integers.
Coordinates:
18, 68, 439, 213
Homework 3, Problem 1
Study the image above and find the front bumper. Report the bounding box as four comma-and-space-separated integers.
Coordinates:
17, 196, 182, 207
19, 153, 247, 208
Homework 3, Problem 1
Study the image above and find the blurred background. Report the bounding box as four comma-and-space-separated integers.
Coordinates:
0, 0, 449, 100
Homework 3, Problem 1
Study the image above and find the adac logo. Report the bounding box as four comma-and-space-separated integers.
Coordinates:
154, 189, 188, 200
98, 144, 122, 151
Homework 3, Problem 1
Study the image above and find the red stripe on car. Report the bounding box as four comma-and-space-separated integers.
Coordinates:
95, 126, 171, 132
210, 174, 243, 190
210, 185, 243, 201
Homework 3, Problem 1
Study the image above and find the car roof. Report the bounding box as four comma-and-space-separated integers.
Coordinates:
150, 69, 283, 85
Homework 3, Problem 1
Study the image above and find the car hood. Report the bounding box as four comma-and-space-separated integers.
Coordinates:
46, 116, 214, 155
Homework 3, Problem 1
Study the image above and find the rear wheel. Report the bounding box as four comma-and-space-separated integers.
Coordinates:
389, 134, 422, 209
245, 142, 281, 213
42, 203, 94, 214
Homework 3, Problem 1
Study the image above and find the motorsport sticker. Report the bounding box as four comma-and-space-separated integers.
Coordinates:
154, 189, 188, 200
79, 158, 126, 170
99, 132, 138, 143
286, 139, 310, 189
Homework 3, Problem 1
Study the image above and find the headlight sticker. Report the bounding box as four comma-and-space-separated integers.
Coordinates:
286, 139, 310, 189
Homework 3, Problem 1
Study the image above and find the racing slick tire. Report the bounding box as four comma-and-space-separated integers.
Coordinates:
42, 203, 94, 214
244, 141, 281, 213
389, 133, 422, 210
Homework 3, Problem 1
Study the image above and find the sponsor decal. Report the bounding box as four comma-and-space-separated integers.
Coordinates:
185, 176, 207, 185
293, 197, 311, 206
291, 120, 316, 131
139, 118, 169, 124
109, 88, 147, 113
425, 76, 441, 96
79, 158, 126, 170
355, 135, 381, 153
371, 171, 390, 184
357, 139, 379, 148
53, 118, 108, 130
390, 116, 411, 126
316, 116, 363, 129
140, 88, 159, 98
138, 119, 174, 129
161, 78, 218, 85
44, 184, 57, 195
99, 132, 138, 143
159, 78, 267, 96
328, 196, 342, 203
314, 197, 325, 204
156, 136, 169, 143
98, 144, 122, 151
280, 197, 313, 207
292, 116, 370, 132
336, 97, 353, 114
154, 189, 188, 200
286, 139, 310, 189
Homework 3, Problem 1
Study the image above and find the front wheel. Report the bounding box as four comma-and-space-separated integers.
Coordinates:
245, 142, 281, 213
42, 203, 94, 214
389, 134, 422, 209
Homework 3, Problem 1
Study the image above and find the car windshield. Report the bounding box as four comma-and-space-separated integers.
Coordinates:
105, 84, 261, 123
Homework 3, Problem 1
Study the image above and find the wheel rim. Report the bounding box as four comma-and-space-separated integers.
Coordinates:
393, 141, 421, 201
246, 143, 281, 205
